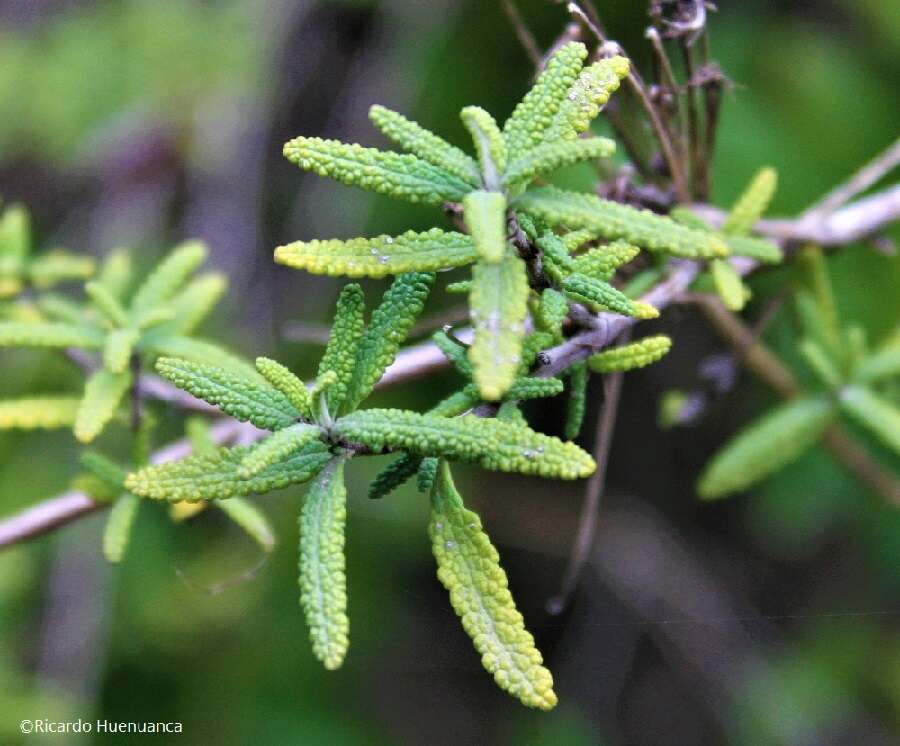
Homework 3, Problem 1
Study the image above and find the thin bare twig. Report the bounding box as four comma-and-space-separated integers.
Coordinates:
499, 0, 541, 66
547, 364, 626, 615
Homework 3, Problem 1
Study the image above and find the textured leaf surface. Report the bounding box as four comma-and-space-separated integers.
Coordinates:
563, 273, 657, 319
103, 493, 140, 564
505, 138, 615, 189
96, 249, 133, 300
564, 362, 588, 440
571, 241, 639, 281
255, 357, 311, 420
725, 235, 783, 263
149, 335, 259, 380
503, 41, 588, 154
335, 409, 595, 479
588, 336, 672, 373
126, 440, 331, 502
839, 386, 900, 456
103, 327, 139, 374
518, 187, 726, 258
468, 251, 528, 400
284, 137, 471, 206
300, 459, 350, 670
238, 423, 322, 478
368, 104, 480, 185
461, 106, 506, 189
275, 228, 476, 279
156, 357, 300, 431
710, 259, 749, 311
344, 273, 434, 410
314, 283, 366, 415
429, 462, 556, 709
698, 398, 834, 499
505, 377, 564, 401
0, 397, 80, 429
463, 191, 507, 264
534, 288, 569, 340
81, 451, 128, 491
0, 321, 103, 349
75, 369, 132, 443
151, 273, 227, 337
368, 453, 422, 500
542, 56, 629, 143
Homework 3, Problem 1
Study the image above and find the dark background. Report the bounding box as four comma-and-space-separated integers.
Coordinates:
0, 1, 898, 744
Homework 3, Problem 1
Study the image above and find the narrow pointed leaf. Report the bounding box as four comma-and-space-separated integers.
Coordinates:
698, 397, 835, 499
505, 376, 564, 400
429, 462, 557, 709
541, 56, 629, 144
28, 252, 95, 287
505, 138, 616, 190
535, 288, 569, 340
81, 452, 128, 491
368, 453, 422, 500
839, 386, 900, 456
855, 340, 900, 384
433, 330, 473, 377
217, 498, 276, 552
238, 423, 322, 478
588, 335, 672, 373
312, 283, 364, 414
126, 440, 332, 502
726, 235, 783, 264
334, 408, 595, 479
710, 259, 750, 311
75, 368, 132, 443
275, 228, 477, 278
468, 251, 528, 400
570, 241, 639, 281
0, 397, 80, 430
85, 280, 129, 326
799, 338, 842, 389
103, 493, 140, 564
564, 362, 589, 440
723, 167, 777, 236
463, 191, 507, 264
368, 104, 480, 185
156, 357, 300, 431
517, 187, 727, 258
344, 272, 434, 410
284, 136, 470, 206
130, 241, 207, 318
148, 273, 227, 337
148, 335, 259, 380
96, 249, 133, 300
256, 357, 311, 419
103, 327, 139, 374
300, 458, 350, 670
0, 321, 103, 349
503, 41, 588, 154
563, 273, 658, 319
461, 106, 506, 189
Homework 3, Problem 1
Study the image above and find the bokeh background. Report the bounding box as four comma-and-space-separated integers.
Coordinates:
1, 1, 898, 744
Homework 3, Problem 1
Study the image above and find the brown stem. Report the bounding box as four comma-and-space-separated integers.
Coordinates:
498, 0, 541, 66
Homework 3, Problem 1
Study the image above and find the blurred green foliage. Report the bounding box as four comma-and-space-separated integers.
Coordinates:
0, 1, 898, 744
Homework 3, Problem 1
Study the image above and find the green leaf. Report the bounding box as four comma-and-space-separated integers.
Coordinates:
103, 327, 139, 374
156, 357, 301, 431
534, 288, 569, 340
854, 336, 900, 384
149, 272, 227, 337
126, 440, 332, 502
839, 386, 900, 456
344, 273, 434, 410
463, 191, 507, 264
334, 408, 596, 479
217, 498, 276, 552
505, 376, 564, 401
534, 231, 574, 282
28, 252, 95, 287
283, 136, 471, 206
588, 335, 672, 373
85, 280, 129, 326
129, 241, 207, 319
468, 251, 528, 400
795, 246, 840, 353
103, 493, 140, 564
81, 451, 128, 491
564, 362, 589, 440
429, 462, 557, 710
517, 187, 727, 259
541, 56, 629, 144
312, 283, 362, 416
504, 138, 616, 191
725, 235, 783, 264
0, 396, 80, 430
562, 273, 658, 319
75, 368, 132, 443
710, 259, 750, 311
148, 335, 258, 380
255, 357, 312, 420
238, 423, 322, 478
433, 330, 473, 377
799, 338, 842, 389
722, 167, 777, 236
368, 104, 480, 185
299, 458, 350, 670
95, 249, 133, 300
503, 41, 588, 154
698, 397, 835, 499
368, 453, 422, 500
461, 106, 506, 189
570, 241, 639, 282
496, 400, 528, 426
427, 386, 481, 418
35, 293, 86, 324
0, 321, 103, 349
275, 228, 477, 279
